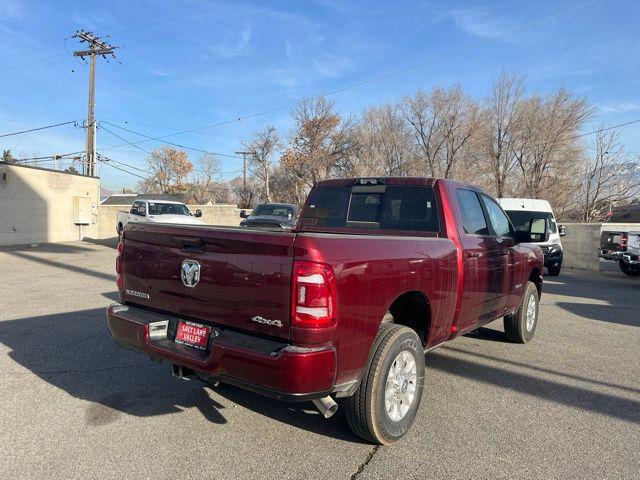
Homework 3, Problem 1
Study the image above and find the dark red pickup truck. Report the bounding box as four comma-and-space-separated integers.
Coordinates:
107, 177, 545, 444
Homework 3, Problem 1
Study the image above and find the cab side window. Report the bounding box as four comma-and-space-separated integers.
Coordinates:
457, 189, 489, 236
481, 194, 512, 237
138, 202, 147, 216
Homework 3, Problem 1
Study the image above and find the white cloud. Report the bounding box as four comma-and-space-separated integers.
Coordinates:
211, 25, 252, 59
267, 67, 302, 88
600, 101, 640, 114
0, 0, 24, 19
312, 52, 352, 78
445, 7, 515, 39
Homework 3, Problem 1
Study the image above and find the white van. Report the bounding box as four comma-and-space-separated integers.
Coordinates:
498, 198, 565, 276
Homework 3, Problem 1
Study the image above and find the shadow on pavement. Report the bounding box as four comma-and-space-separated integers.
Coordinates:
427, 350, 640, 424
464, 326, 510, 343
5, 250, 115, 283
544, 270, 638, 327
0, 242, 95, 254
554, 302, 638, 327
0, 307, 360, 442
82, 237, 119, 249
443, 345, 640, 395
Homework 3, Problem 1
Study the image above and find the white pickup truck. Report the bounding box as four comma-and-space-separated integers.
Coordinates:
116, 199, 204, 238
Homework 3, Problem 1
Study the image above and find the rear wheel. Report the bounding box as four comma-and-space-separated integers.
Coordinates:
504, 281, 539, 343
343, 324, 425, 445
618, 260, 640, 276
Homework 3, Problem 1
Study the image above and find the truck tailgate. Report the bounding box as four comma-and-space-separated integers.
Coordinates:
121, 223, 295, 340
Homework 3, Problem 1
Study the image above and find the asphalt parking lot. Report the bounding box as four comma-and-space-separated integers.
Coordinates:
0, 240, 638, 480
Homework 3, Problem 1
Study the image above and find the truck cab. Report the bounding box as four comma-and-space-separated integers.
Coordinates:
498, 198, 565, 276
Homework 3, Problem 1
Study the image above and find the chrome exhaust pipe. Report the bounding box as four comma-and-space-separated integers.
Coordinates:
171, 364, 195, 380
312, 396, 338, 418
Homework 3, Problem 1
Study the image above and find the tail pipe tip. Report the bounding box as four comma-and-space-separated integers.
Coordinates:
312, 395, 338, 419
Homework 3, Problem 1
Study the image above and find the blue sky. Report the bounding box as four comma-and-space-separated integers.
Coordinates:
1, 0, 639, 191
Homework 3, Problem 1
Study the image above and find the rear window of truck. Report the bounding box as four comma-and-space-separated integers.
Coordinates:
300, 185, 439, 233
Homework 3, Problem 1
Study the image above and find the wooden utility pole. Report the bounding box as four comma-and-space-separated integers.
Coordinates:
73, 30, 116, 177
235, 151, 255, 187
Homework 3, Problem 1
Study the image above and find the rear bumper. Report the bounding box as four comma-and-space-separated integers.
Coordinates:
623, 253, 640, 265
599, 248, 623, 260
106, 303, 337, 401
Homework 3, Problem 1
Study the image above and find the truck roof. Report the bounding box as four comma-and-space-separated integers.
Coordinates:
135, 199, 186, 205
314, 177, 439, 187
498, 198, 553, 213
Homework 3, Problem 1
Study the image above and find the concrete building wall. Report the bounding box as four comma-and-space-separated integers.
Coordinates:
97, 203, 247, 239
560, 223, 602, 271
0, 162, 100, 246
559, 222, 640, 271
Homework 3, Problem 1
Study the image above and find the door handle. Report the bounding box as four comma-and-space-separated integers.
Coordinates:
465, 251, 480, 258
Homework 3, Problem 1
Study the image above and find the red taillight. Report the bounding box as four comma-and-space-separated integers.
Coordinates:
116, 240, 124, 290
292, 261, 337, 329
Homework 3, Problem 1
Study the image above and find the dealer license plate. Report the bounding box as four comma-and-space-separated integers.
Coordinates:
175, 321, 210, 351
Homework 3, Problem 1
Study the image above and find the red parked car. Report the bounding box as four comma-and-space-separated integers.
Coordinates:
107, 177, 545, 444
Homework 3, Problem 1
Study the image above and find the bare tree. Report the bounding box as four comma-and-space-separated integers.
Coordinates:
244, 126, 279, 202
188, 153, 221, 203
401, 85, 480, 179
511, 89, 593, 201
574, 128, 640, 222
355, 103, 415, 176
269, 164, 308, 205
480, 72, 524, 197
281, 96, 359, 187
230, 176, 257, 209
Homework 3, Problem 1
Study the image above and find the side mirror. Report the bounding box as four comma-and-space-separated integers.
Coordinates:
529, 218, 550, 243
240, 210, 248, 218
195, 209, 203, 218
558, 224, 566, 237
130, 207, 138, 215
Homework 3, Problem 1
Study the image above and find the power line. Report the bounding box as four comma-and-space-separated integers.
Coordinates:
14, 151, 84, 163
0, 0, 221, 55
97, 0, 601, 148
0, 120, 79, 138
527, 118, 640, 150
93, 0, 222, 35
100, 120, 241, 158
124, 8, 257, 47
97, 155, 149, 180
577, 119, 640, 138
99, 123, 152, 155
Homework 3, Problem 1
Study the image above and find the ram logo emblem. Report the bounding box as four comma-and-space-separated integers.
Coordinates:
180, 259, 201, 288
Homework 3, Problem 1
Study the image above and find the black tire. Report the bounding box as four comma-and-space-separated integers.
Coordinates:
504, 281, 539, 344
618, 260, 640, 277
547, 265, 561, 276
343, 324, 425, 445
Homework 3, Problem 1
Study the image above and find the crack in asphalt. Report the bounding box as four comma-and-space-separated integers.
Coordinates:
351, 445, 380, 479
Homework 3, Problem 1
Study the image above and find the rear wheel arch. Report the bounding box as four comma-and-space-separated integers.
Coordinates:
383, 290, 431, 347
